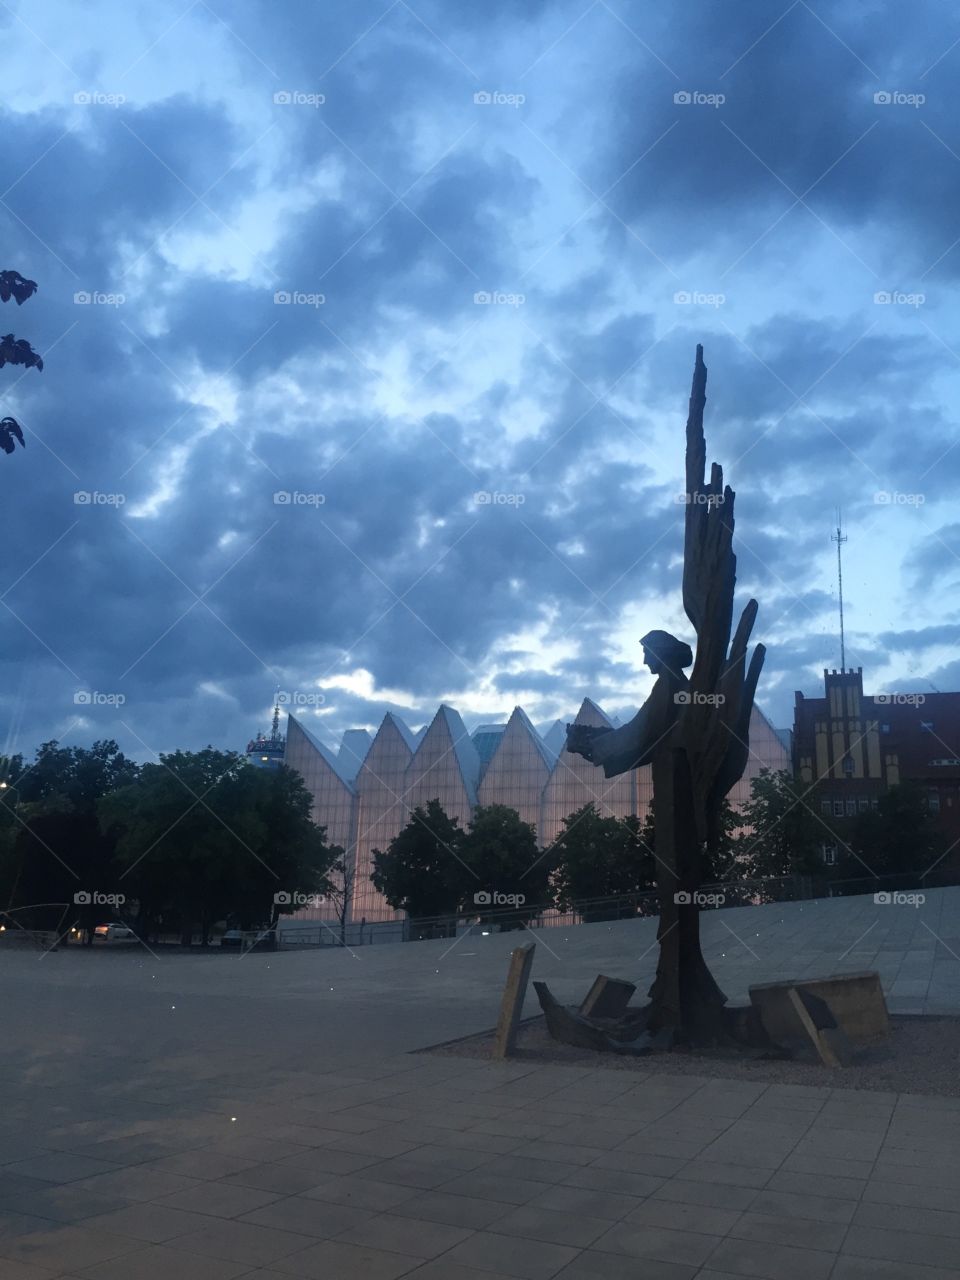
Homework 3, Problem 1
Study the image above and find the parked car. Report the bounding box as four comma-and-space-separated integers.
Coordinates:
220, 926, 276, 951
92, 922, 138, 943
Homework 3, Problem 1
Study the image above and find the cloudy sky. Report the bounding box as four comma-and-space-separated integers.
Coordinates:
1, 0, 958, 763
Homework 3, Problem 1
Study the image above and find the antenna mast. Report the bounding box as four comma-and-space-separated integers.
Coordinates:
831, 510, 848, 671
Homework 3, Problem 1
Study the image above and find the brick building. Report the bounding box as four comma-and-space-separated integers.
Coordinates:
793, 668, 960, 852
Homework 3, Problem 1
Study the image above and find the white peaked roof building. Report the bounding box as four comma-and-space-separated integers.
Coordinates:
283, 700, 790, 923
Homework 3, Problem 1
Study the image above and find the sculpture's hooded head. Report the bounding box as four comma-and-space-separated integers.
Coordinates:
640, 630, 693, 676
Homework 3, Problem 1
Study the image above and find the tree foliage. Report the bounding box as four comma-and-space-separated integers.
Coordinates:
100, 751, 335, 942
370, 799, 464, 920
458, 803, 545, 921
552, 803, 655, 917
0, 269, 42, 455
841, 782, 943, 880
0, 740, 139, 935
732, 769, 826, 881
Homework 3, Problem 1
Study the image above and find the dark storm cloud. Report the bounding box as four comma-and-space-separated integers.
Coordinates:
598, 0, 960, 280
2, 0, 956, 763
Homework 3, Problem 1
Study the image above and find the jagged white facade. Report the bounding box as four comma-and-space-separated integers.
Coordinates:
284, 700, 790, 923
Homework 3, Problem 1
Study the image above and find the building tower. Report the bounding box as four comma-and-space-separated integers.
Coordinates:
246, 691, 286, 769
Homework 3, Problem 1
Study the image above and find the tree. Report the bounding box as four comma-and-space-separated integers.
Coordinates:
0, 269, 42, 456
458, 804, 546, 924
4, 740, 139, 938
844, 783, 943, 882
732, 769, 827, 884
370, 799, 465, 921
323, 847, 353, 946
100, 751, 335, 944
552, 803, 655, 919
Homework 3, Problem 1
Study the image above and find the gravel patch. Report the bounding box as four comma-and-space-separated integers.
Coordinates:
424, 1013, 960, 1097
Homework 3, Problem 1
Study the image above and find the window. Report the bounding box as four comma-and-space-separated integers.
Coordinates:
921, 722, 934, 733
928, 790, 941, 813
842, 757, 855, 775
833, 800, 845, 818
881, 723, 891, 734
822, 845, 838, 866
858, 797, 870, 812
846, 798, 857, 816
821, 799, 832, 815
871, 797, 879, 809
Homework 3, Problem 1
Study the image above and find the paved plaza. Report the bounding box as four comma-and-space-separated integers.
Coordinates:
2, 888, 960, 1278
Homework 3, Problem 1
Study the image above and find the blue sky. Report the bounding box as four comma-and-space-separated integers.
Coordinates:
2, 0, 959, 761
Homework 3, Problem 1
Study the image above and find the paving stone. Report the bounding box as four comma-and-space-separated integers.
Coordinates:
64, 1167, 201, 1204
146, 1150, 261, 1180
746, 1187, 857, 1224
267, 1237, 424, 1278
390, 1189, 509, 1229
832, 1257, 960, 1280
843, 1223, 960, 1270
562, 1166, 666, 1197
764, 1169, 865, 1199
335, 1211, 472, 1258
527, 1184, 642, 1221
490, 1204, 610, 1247
240, 1194, 374, 1238
440, 1230, 579, 1280
0, 1186, 132, 1224
0, 1223, 140, 1271
2, 1155, 121, 1185
223, 1162, 328, 1195
402, 1262, 518, 1280
157, 1180, 282, 1218
279, 1147, 383, 1176
301, 1176, 420, 1212
165, 1217, 315, 1265
439, 1171, 547, 1204
704, 1237, 836, 1279
728, 1210, 847, 1251
72, 1244, 250, 1279
623, 1196, 741, 1236
555, 1249, 698, 1278
80, 1201, 212, 1242
591, 1220, 722, 1267
652, 1178, 758, 1211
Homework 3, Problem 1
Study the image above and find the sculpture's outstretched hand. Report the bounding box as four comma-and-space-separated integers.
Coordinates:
565, 723, 604, 762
